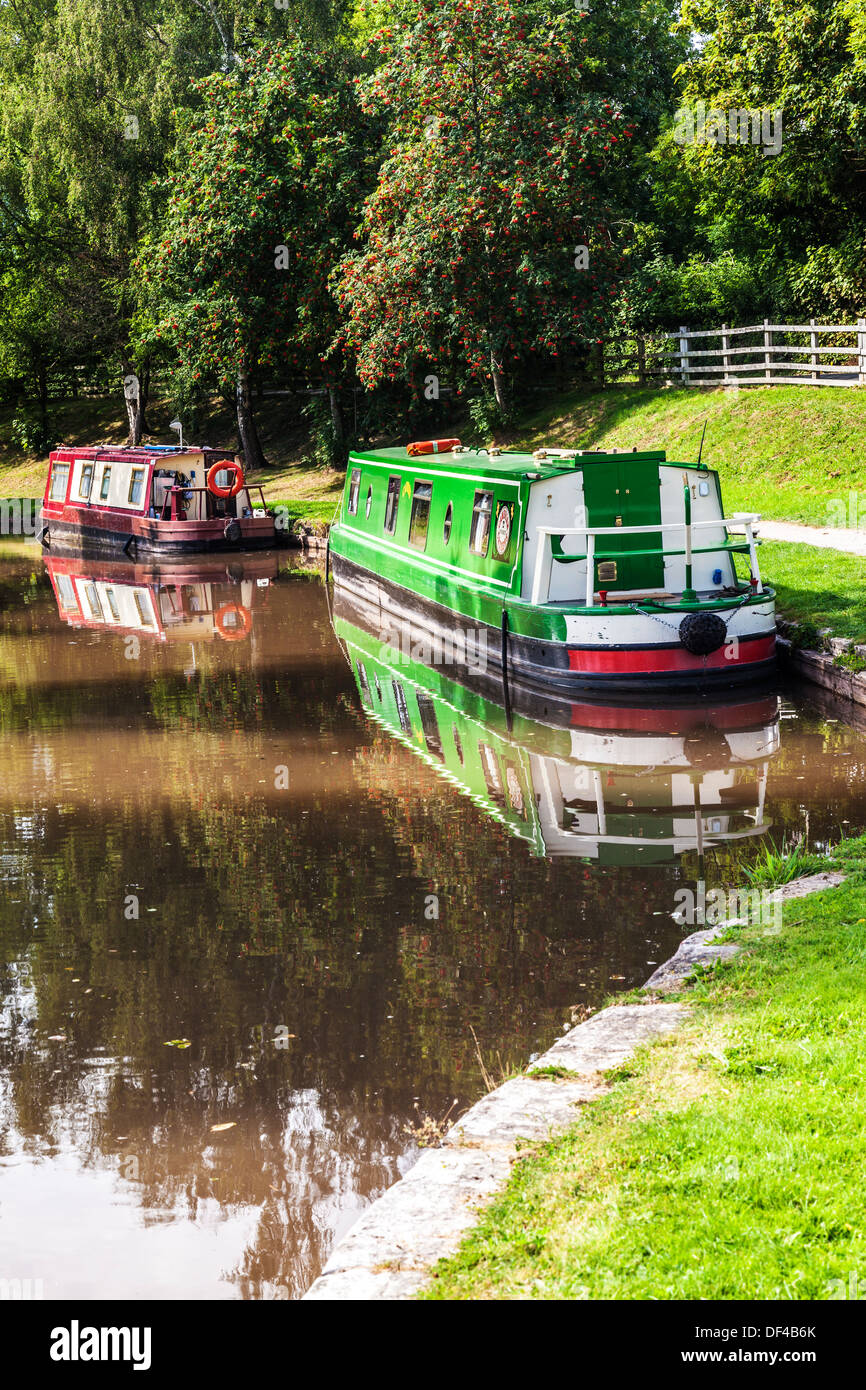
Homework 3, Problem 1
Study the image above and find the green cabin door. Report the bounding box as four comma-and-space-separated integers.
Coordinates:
582, 460, 663, 593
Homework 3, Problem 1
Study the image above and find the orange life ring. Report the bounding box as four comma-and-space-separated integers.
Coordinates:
207, 461, 245, 498
407, 438, 461, 457
214, 602, 252, 640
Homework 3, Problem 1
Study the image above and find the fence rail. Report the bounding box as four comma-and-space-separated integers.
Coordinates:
650, 320, 866, 389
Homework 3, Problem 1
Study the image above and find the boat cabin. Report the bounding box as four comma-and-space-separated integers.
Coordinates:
42, 445, 277, 555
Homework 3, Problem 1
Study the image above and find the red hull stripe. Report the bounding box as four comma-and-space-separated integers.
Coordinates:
567, 634, 776, 675
567, 695, 778, 733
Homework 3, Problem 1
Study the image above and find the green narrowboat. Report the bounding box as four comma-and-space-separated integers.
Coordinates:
328, 439, 776, 695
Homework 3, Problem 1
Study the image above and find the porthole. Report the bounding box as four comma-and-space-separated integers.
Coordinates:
443, 502, 453, 545
365, 486, 373, 519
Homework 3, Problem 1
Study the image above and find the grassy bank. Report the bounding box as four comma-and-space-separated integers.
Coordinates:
3, 384, 864, 533
738, 542, 866, 645
423, 839, 866, 1300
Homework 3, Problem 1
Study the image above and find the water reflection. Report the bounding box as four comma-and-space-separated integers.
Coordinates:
333, 589, 780, 865
0, 545, 864, 1300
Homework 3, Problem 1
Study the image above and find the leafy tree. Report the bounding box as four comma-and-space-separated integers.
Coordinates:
0, 0, 352, 444
139, 37, 375, 468
336, 0, 681, 413
653, 0, 866, 320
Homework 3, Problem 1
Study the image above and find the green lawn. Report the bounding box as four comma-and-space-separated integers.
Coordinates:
737, 542, 866, 645
423, 838, 866, 1300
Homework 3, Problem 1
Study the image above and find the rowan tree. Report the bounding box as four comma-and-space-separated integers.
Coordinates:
336, 0, 644, 413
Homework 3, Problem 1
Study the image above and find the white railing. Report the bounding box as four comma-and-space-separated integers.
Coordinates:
530, 514, 762, 608
658, 320, 866, 388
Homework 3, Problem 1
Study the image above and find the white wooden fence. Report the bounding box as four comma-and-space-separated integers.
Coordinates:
658, 320, 866, 388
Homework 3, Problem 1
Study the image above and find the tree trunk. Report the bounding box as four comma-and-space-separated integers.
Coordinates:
490, 349, 508, 413
236, 366, 267, 472
328, 385, 345, 447
121, 359, 145, 446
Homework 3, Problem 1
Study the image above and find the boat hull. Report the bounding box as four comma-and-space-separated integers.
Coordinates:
39, 507, 278, 556
331, 551, 776, 696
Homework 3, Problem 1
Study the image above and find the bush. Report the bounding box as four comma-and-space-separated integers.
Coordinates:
10, 408, 58, 455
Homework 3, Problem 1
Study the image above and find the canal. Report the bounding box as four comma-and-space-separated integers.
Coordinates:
0, 543, 864, 1299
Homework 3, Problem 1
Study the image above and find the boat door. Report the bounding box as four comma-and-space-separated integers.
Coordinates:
582, 460, 663, 593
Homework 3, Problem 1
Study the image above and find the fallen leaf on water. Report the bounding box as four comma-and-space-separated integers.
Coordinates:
210, 1122, 237, 1133
164, 1039, 191, 1049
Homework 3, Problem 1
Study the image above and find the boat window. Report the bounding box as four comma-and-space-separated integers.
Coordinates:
479, 742, 506, 807
416, 693, 443, 761
49, 462, 70, 502
347, 468, 361, 515
128, 468, 146, 506
84, 583, 104, 621
392, 680, 412, 735
384, 476, 401, 534
133, 592, 154, 627
365, 486, 373, 519
408, 481, 433, 550
356, 660, 370, 697
78, 463, 94, 500
469, 491, 494, 556
452, 725, 464, 764
443, 502, 453, 545
55, 574, 77, 611
100, 466, 112, 500
105, 588, 121, 622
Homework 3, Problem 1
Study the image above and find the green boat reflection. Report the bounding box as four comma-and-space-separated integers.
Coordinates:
332, 589, 780, 866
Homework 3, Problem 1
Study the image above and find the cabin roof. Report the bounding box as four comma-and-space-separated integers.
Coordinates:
351, 446, 684, 481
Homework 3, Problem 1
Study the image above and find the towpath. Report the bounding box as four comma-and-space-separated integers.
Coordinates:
732, 518, 866, 557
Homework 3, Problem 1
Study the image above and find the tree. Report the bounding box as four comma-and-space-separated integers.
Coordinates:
336, 0, 679, 413
0, 0, 352, 444
653, 0, 866, 319
139, 36, 375, 468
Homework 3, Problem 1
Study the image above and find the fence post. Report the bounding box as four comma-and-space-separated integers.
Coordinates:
763, 319, 771, 382
810, 318, 818, 383
637, 336, 646, 386
858, 318, 866, 386
679, 326, 689, 386
721, 324, 731, 385
597, 338, 605, 389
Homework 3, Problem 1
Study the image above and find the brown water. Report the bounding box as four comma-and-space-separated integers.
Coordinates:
0, 542, 864, 1300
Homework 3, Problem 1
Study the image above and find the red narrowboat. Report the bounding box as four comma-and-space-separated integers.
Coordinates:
40, 445, 278, 556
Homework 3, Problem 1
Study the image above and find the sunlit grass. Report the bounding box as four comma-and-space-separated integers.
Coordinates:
423, 838, 866, 1300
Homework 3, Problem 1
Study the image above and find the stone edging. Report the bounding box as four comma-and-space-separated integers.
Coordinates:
776, 633, 866, 710
302, 870, 845, 1301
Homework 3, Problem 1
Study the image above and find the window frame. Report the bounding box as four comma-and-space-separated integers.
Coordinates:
78, 463, 95, 500
49, 462, 70, 503
408, 481, 433, 550
99, 466, 112, 501
128, 467, 146, 507
347, 468, 362, 516
469, 490, 494, 557
383, 475, 401, 535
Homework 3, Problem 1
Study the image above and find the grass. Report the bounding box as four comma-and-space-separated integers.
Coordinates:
742, 836, 830, 888
422, 837, 866, 1300
733, 542, 866, 646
